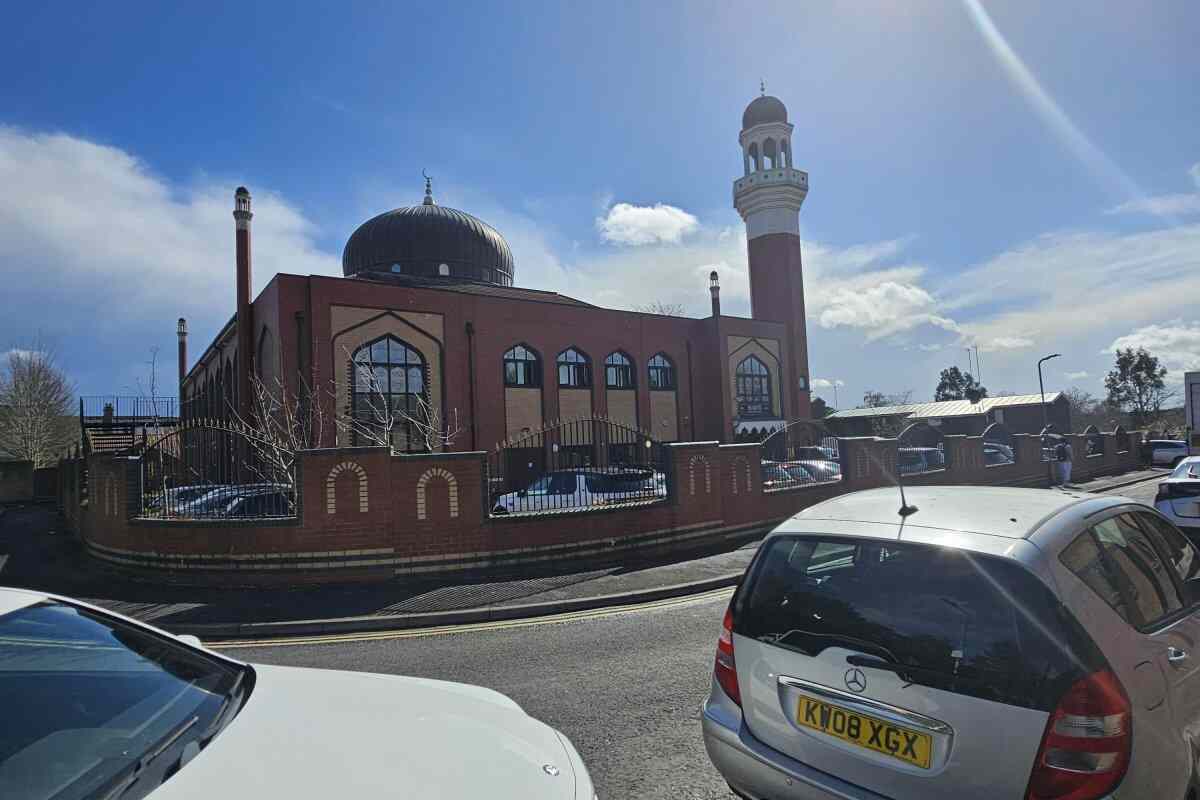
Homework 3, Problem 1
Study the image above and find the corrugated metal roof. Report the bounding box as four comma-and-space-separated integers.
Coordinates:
828, 392, 1062, 420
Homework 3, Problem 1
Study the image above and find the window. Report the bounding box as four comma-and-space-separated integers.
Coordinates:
648, 354, 675, 390
735, 536, 1103, 711
1134, 512, 1200, 604
605, 352, 634, 389
1060, 513, 1184, 629
351, 335, 427, 451
503, 344, 541, 387
736, 355, 772, 417
557, 347, 591, 388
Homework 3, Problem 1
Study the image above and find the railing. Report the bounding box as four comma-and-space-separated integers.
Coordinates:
80, 396, 179, 423
897, 422, 947, 474
487, 418, 670, 516
139, 421, 295, 520
760, 420, 843, 491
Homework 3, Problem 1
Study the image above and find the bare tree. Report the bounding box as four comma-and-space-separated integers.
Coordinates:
0, 339, 75, 467
635, 301, 686, 317
335, 346, 460, 452
232, 372, 327, 492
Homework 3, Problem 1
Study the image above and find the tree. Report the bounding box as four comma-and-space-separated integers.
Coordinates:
861, 390, 913, 408
1105, 347, 1174, 428
0, 341, 75, 468
634, 301, 686, 317
811, 397, 832, 419
934, 366, 988, 403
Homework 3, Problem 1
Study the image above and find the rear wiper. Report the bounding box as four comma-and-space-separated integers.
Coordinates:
847, 655, 983, 686
96, 716, 200, 800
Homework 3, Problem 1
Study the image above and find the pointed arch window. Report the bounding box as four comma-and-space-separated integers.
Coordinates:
736, 356, 772, 418
504, 344, 541, 388
351, 335, 427, 451
648, 353, 676, 390
605, 351, 634, 389
557, 347, 591, 388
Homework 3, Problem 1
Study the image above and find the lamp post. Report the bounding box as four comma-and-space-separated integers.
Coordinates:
1038, 353, 1061, 486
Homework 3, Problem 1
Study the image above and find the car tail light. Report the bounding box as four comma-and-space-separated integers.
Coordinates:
1026, 669, 1130, 800
714, 605, 741, 706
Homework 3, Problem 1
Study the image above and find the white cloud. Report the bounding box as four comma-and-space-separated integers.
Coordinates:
0, 126, 338, 390
596, 202, 699, 245
1064, 370, 1090, 380
817, 280, 959, 340
1107, 162, 1200, 217
986, 336, 1034, 350
1108, 320, 1200, 384
811, 378, 845, 389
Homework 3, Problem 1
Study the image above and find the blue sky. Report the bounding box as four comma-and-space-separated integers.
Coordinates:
2, 0, 1199, 408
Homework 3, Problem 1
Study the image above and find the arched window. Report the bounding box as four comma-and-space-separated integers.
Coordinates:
503, 344, 541, 387
748, 142, 760, 172
605, 351, 634, 389
763, 138, 778, 169
648, 353, 676, 390
736, 356, 772, 418
557, 347, 591, 388
780, 139, 791, 168
351, 335, 427, 451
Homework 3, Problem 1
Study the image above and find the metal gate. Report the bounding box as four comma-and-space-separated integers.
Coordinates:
759, 420, 842, 490
140, 421, 296, 519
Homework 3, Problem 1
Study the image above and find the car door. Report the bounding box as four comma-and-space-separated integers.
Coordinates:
1056, 511, 1197, 797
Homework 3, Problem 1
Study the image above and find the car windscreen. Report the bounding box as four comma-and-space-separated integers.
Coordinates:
734, 536, 1105, 712
0, 602, 247, 800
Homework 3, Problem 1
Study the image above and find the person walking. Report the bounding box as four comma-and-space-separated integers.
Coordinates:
1056, 438, 1074, 486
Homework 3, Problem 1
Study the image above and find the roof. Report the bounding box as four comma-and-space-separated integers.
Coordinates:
827, 392, 1063, 421
352, 272, 597, 308
785, 485, 1108, 539
743, 95, 788, 129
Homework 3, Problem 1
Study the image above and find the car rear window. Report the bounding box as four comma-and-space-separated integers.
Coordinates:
734, 536, 1104, 712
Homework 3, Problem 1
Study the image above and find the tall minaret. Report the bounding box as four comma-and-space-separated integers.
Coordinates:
733, 89, 812, 419
233, 187, 254, 421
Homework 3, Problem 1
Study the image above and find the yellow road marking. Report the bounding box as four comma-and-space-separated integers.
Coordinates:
208, 585, 735, 649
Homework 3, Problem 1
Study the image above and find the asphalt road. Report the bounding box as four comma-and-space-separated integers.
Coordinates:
219, 478, 1164, 799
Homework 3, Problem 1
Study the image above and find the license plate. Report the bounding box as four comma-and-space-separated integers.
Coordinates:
796, 694, 933, 769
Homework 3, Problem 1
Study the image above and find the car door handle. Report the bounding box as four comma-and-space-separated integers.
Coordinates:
1168, 647, 1189, 664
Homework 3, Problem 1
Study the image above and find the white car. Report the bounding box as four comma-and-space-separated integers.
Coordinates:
492, 468, 666, 514
0, 586, 596, 800
1156, 455, 1200, 540
1150, 439, 1193, 468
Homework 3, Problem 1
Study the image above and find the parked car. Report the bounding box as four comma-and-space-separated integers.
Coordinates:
791, 446, 838, 462
143, 484, 220, 513
703, 485, 1200, 800
1156, 456, 1200, 540
0, 586, 594, 799
1150, 439, 1193, 468
982, 442, 1015, 465
777, 460, 842, 485
177, 484, 294, 518
492, 467, 665, 514
761, 462, 797, 489
896, 446, 945, 474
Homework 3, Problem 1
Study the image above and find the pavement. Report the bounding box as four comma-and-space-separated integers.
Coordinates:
0, 467, 1167, 639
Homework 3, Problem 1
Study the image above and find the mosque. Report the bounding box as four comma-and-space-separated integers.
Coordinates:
179, 92, 814, 460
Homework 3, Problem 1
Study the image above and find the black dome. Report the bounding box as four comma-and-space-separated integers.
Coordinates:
742, 95, 788, 129
342, 203, 514, 286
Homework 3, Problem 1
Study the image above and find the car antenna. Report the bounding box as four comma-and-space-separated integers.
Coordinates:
891, 447, 918, 518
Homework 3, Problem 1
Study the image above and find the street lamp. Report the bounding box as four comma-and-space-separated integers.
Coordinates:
1038, 353, 1061, 485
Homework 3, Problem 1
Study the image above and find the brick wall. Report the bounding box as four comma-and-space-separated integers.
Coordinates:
0, 460, 34, 504
73, 428, 1145, 585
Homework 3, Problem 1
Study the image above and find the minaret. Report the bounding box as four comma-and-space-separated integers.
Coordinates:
176, 318, 188, 408
733, 89, 812, 419
233, 187, 254, 421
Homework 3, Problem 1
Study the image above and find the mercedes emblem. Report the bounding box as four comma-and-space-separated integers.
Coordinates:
844, 667, 867, 693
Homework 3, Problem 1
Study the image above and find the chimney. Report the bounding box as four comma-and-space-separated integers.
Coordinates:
233, 187, 254, 420
709, 270, 721, 317
176, 317, 188, 404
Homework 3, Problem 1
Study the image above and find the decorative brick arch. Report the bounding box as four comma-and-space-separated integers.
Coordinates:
326, 461, 369, 514
688, 455, 712, 496
416, 467, 460, 520
730, 455, 751, 495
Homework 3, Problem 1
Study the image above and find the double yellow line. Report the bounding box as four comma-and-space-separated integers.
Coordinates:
210, 585, 735, 650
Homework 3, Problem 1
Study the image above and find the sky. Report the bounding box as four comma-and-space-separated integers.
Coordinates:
1, 0, 1198, 410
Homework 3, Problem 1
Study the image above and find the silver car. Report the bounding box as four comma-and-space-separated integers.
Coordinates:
702, 486, 1200, 799
1156, 456, 1200, 542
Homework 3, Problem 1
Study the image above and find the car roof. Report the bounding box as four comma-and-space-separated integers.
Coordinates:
779, 485, 1123, 539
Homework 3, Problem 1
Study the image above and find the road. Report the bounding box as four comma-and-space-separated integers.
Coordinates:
219, 478, 1163, 799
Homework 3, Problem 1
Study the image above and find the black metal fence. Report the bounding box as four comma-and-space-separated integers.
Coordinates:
80, 396, 179, 423
139, 421, 295, 520
487, 418, 670, 515
982, 423, 1017, 466
897, 422, 947, 474
759, 420, 843, 491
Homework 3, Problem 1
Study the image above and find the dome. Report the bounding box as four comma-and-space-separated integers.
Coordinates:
342, 202, 514, 286
742, 95, 788, 129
